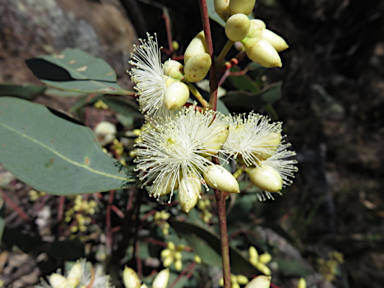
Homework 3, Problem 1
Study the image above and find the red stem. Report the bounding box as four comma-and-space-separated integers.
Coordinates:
1, 189, 29, 221
106, 190, 115, 255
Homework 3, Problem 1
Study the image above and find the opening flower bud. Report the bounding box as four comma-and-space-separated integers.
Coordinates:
49, 274, 69, 288
244, 276, 271, 288
184, 52, 212, 82
163, 59, 184, 80
149, 172, 179, 197
184, 31, 208, 65
229, 0, 256, 15
201, 124, 229, 156
152, 268, 170, 288
204, 165, 240, 193
245, 165, 283, 193
242, 38, 282, 68
123, 267, 141, 288
178, 174, 201, 213
67, 262, 83, 287
261, 29, 289, 52
214, 0, 230, 21
225, 14, 251, 42
164, 81, 190, 111
253, 132, 282, 160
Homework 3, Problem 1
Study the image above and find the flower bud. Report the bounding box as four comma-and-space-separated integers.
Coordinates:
255, 262, 271, 276
249, 246, 259, 262
214, 0, 230, 21
229, 0, 256, 15
204, 165, 240, 193
251, 19, 266, 29
164, 81, 190, 111
150, 174, 179, 197
225, 14, 250, 42
141, 284, 149, 288
178, 174, 201, 213
174, 259, 183, 271
237, 275, 249, 285
163, 59, 184, 80
245, 165, 283, 193
152, 268, 170, 288
245, 276, 271, 288
298, 277, 306, 288
94, 121, 116, 146
242, 38, 282, 68
184, 52, 212, 82
184, 31, 208, 65
123, 267, 141, 288
49, 274, 68, 288
261, 29, 289, 52
259, 252, 272, 264
163, 256, 173, 267
67, 262, 83, 287
253, 132, 281, 160
201, 124, 229, 156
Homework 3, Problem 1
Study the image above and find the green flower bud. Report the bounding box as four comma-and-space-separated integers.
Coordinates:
204, 165, 240, 193
225, 14, 251, 42
201, 124, 229, 156
152, 268, 170, 288
214, 0, 230, 21
184, 31, 208, 65
49, 274, 68, 288
123, 267, 141, 288
184, 52, 212, 82
261, 29, 289, 52
244, 276, 271, 288
242, 38, 282, 68
163, 59, 184, 80
164, 81, 190, 111
178, 174, 201, 213
245, 165, 283, 193
229, 0, 256, 15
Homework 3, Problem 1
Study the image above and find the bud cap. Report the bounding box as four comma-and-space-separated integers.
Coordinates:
204, 165, 240, 193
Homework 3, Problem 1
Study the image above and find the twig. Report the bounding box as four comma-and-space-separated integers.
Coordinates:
0, 189, 29, 221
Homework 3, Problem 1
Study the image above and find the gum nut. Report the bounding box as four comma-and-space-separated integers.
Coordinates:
204, 165, 240, 193
123, 267, 141, 288
152, 268, 170, 288
244, 276, 271, 288
243, 38, 282, 68
201, 124, 229, 155
185, 52, 212, 82
67, 262, 83, 287
225, 14, 251, 42
245, 165, 283, 193
214, 0, 230, 21
164, 81, 190, 111
184, 31, 208, 65
229, 0, 256, 15
49, 274, 69, 288
253, 132, 282, 160
163, 59, 184, 80
178, 174, 201, 213
261, 29, 289, 52
150, 174, 179, 197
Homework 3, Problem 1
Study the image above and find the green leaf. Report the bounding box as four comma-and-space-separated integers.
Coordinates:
170, 220, 259, 274
206, 0, 226, 27
0, 97, 136, 195
26, 48, 134, 95
0, 83, 46, 99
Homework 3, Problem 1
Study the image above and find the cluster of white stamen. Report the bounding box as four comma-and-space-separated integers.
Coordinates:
129, 33, 171, 118
134, 106, 228, 199
223, 112, 282, 166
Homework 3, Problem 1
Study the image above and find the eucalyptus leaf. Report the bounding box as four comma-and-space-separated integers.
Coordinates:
0, 97, 136, 195
0, 83, 46, 99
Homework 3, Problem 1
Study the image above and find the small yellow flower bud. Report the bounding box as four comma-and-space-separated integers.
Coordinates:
163, 59, 184, 80
249, 246, 259, 262
67, 262, 83, 287
225, 14, 250, 42
174, 259, 183, 271
214, 0, 230, 21
259, 252, 272, 264
230, 274, 237, 282
163, 255, 173, 267
176, 244, 185, 251
255, 262, 271, 276
152, 268, 170, 288
203, 165, 240, 193
172, 40, 179, 51
261, 29, 289, 52
123, 267, 141, 288
245, 276, 271, 288
245, 165, 283, 193
178, 174, 201, 213
194, 255, 202, 264
133, 129, 141, 137
184, 53, 212, 83
298, 277, 306, 288
160, 249, 172, 258
164, 81, 190, 111
229, 0, 256, 15
140, 284, 149, 288
184, 31, 208, 65
237, 275, 249, 285
201, 124, 229, 156
232, 283, 240, 288
242, 38, 282, 68
219, 278, 224, 287
49, 274, 68, 288
168, 242, 175, 250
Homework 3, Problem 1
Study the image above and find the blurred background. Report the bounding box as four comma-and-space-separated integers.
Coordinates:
1, 0, 384, 287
